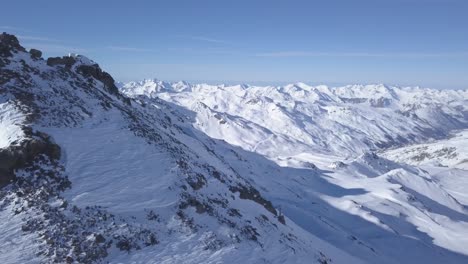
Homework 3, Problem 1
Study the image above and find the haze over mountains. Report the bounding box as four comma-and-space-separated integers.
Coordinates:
1, 32, 468, 264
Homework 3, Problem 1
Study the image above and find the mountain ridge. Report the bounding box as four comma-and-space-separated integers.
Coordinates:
120, 78, 467, 158
2, 32, 468, 264
0, 32, 359, 264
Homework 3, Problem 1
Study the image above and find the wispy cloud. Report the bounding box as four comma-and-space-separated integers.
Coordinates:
0, 25, 30, 32
167, 46, 239, 56
255, 51, 468, 58
17, 35, 60, 42
6, 29, 88, 55
21, 43, 88, 54
190, 36, 230, 44
167, 47, 195, 52
107, 46, 153, 52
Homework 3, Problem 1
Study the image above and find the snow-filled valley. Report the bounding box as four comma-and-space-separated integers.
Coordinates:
1, 33, 468, 264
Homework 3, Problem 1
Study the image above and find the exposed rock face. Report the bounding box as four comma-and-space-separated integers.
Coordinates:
29, 48, 42, 59
0, 32, 25, 57
45, 54, 130, 104
76, 64, 120, 96
0, 129, 158, 263
46, 56, 77, 68
0, 129, 61, 187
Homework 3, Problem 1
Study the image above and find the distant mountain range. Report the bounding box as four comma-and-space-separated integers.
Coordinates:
119, 79, 468, 157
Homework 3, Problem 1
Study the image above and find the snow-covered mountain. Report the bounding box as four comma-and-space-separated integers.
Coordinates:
384, 130, 468, 169
120, 79, 468, 158
120, 79, 468, 263
382, 130, 468, 209
1, 32, 468, 264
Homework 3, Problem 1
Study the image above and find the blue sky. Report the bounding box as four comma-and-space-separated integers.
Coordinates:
2, 0, 468, 88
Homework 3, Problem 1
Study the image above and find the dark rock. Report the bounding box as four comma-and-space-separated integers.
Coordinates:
29, 48, 42, 59
116, 238, 132, 252
145, 233, 158, 246
0, 148, 20, 170
76, 64, 120, 96
46, 56, 76, 68
0, 168, 15, 187
95, 234, 106, 244
278, 214, 286, 225
227, 208, 242, 217
240, 225, 260, 241
65, 256, 74, 264
370, 97, 391, 108
0, 130, 61, 188
230, 185, 277, 216
0, 32, 26, 57
179, 196, 212, 214
146, 210, 159, 221
187, 173, 206, 190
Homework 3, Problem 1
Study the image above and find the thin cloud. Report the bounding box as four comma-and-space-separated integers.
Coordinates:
167, 46, 239, 55
22, 43, 88, 54
190, 36, 230, 44
172, 35, 232, 45
107, 46, 153, 52
255, 51, 468, 58
167, 47, 194, 52
17, 35, 60, 42
0, 25, 30, 32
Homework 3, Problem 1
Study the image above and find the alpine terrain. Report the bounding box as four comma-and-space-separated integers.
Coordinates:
1, 33, 468, 264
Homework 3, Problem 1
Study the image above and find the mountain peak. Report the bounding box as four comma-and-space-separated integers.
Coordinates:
0, 32, 25, 56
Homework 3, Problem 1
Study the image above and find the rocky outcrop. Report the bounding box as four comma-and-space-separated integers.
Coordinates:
46, 56, 77, 68
0, 128, 61, 187
0, 32, 25, 57
76, 64, 120, 96
45, 54, 130, 104
29, 48, 42, 59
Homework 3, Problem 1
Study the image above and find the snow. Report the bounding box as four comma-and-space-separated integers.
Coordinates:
433, 168, 468, 205
2, 42, 468, 263
41, 109, 179, 214
1, 54, 357, 263
0, 203, 44, 264
384, 130, 468, 169
120, 79, 468, 263
0, 102, 25, 148
122, 80, 467, 159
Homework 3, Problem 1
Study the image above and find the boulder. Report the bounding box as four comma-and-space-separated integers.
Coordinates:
29, 48, 42, 59
46, 56, 76, 68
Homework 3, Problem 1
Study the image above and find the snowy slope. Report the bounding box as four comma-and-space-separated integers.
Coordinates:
0, 33, 364, 264
2, 32, 468, 264
0, 102, 25, 149
121, 79, 468, 263
121, 80, 467, 160
383, 129, 468, 211
384, 130, 468, 169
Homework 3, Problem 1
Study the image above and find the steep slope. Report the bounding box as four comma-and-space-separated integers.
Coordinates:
0, 33, 358, 264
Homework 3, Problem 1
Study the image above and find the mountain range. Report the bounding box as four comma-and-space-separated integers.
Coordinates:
1, 33, 468, 264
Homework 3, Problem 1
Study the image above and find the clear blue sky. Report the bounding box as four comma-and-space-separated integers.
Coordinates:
2, 0, 467, 88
